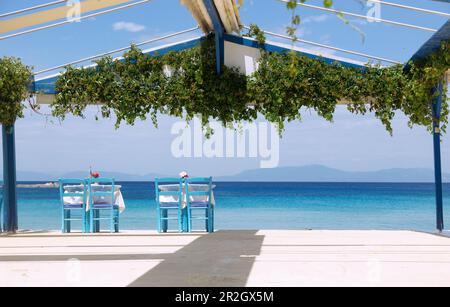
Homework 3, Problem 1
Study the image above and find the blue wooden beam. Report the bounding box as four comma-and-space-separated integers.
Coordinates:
224, 34, 366, 70
409, 20, 450, 64
34, 37, 205, 95
202, 0, 224, 75
432, 81, 445, 232
2, 125, 18, 233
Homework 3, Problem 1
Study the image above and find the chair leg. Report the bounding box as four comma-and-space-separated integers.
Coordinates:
90, 209, 94, 233
61, 209, 65, 233
205, 209, 209, 232
187, 208, 192, 232
95, 210, 100, 232
178, 208, 182, 233
85, 210, 90, 233
211, 208, 214, 232
157, 208, 162, 233
181, 208, 188, 232
115, 209, 119, 233
110, 208, 114, 233
162, 209, 168, 233
65, 210, 71, 233
208, 208, 214, 233
82, 210, 86, 233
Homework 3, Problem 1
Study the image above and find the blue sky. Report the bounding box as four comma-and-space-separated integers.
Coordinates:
0, 0, 449, 177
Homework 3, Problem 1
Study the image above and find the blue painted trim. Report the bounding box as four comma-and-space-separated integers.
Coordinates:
216, 32, 225, 75
144, 37, 204, 57
28, 75, 36, 93
433, 81, 445, 232
33, 37, 205, 95
409, 20, 450, 64
34, 75, 58, 95
202, 0, 225, 75
2, 125, 18, 233
224, 34, 366, 70
34, 33, 369, 95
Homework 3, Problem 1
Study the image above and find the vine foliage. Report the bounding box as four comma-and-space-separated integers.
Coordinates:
0, 57, 32, 126
53, 37, 253, 130
0, 25, 448, 135
51, 28, 449, 135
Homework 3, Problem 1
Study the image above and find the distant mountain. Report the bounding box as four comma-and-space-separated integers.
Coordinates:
16, 171, 55, 182
0, 170, 164, 182
2, 165, 449, 182
215, 165, 450, 182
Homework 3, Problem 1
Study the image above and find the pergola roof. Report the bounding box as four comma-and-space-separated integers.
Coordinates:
2, 0, 446, 102
34, 32, 370, 98
34, 36, 205, 96
181, 0, 241, 34
410, 19, 450, 62
1, 0, 449, 234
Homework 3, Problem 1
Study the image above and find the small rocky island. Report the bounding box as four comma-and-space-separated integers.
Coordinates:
17, 182, 59, 188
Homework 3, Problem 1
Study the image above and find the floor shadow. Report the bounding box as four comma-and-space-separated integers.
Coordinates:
416, 230, 450, 239
128, 230, 265, 287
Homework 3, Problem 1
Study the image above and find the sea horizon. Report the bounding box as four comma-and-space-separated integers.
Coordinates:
12, 181, 450, 232
14, 180, 450, 184
8, 164, 450, 183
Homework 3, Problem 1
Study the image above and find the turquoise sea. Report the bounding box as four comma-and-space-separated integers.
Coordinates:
4, 182, 450, 231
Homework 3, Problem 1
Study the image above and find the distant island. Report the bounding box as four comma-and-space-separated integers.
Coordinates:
3, 165, 449, 183
216, 165, 450, 182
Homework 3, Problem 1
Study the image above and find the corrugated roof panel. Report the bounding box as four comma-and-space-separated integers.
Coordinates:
214, 0, 241, 33
181, 0, 241, 34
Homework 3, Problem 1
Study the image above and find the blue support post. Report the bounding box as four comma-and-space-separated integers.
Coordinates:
215, 29, 224, 75
202, 0, 224, 75
2, 125, 18, 233
432, 82, 444, 232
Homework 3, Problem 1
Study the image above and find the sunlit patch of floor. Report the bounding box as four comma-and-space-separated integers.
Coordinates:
245, 230, 450, 287
1, 230, 450, 286
0, 260, 163, 287
0, 231, 201, 287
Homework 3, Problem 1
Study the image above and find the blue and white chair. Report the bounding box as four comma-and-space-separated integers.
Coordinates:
155, 178, 184, 233
59, 179, 87, 233
185, 177, 214, 233
88, 178, 119, 233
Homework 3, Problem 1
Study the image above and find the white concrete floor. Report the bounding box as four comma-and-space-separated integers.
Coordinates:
0, 230, 450, 287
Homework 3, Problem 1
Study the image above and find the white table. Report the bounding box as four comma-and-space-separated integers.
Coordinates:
158, 184, 215, 208
63, 184, 126, 213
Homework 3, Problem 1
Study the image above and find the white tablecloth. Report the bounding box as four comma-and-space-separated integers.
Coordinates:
158, 184, 215, 208
63, 184, 126, 213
